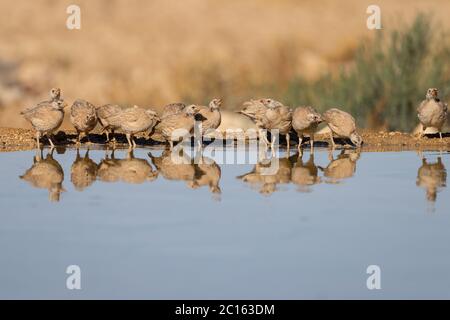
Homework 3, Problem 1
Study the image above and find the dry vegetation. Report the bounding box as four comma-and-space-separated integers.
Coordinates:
0, 0, 449, 129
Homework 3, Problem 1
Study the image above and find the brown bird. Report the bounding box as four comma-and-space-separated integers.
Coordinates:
416, 156, 447, 204
161, 102, 186, 118
96, 104, 123, 143
238, 99, 269, 144
195, 98, 222, 147
20, 148, 65, 202
21, 89, 67, 148
47, 87, 61, 102
318, 149, 360, 184
149, 150, 196, 184
417, 88, 448, 141
70, 99, 98, 145
322, 108, 362, 148
292, 106, 323, 154
114, 105, 160, 148
70, 149, 98, 191
291, 153, 321, 192
154, 104, 200, 149
257, 98, 292, 152
97, 149, 158, 184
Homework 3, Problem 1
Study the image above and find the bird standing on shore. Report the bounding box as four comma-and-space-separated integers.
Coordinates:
195, 98, 222, 147
115, 105, 160, 148
70, 99, 98, 145
322, 108, 362, 148
292, 106, 322, 154
238, 99, 269, 144
96, 104, 123, 143
21, 88, 67, 148
257, 98, 292, 152
417, 88, 448, 141
154, 104, 200, 149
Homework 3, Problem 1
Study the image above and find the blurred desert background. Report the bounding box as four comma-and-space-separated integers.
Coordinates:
0, 0, 449, 131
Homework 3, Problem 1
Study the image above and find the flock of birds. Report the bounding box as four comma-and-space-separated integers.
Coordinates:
20, 87, 447, 151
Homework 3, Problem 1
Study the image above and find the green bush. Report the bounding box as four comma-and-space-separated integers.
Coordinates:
284, 14, 450, 131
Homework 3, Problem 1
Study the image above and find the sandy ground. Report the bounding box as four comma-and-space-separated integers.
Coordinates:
1, 127, 449, 153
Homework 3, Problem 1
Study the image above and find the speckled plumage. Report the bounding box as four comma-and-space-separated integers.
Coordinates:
292, 106, 322, 153
322, 108, 362, 147
112, 105, 160, 147
257, 98, 292, 151
195, 99, 222, 134
70, 99, 98, 143
161, 103, 186, 118
96, 104, 123, 142
239, 99, 268, 125
154, 105, 200, 149
21, 89, 67, 148
417, 88, 448, 140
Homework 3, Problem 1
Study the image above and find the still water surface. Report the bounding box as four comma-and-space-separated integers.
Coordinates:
0, 147, 449, 299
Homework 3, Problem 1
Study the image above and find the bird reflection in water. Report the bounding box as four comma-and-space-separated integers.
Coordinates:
149, 150, 222, 198
97, 149, 158, 184
318, 149, 360, 184
71, 149, 98, 191
291, 154, 321, 192
416, 156, 447, 208
237, 149, 360, 195
237, 154, 293, 195
149, 149, 195, 183
20, 148, 65, 202
189, 156, 222, 200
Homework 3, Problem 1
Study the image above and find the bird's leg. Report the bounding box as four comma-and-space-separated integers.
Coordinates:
271, 133, 277, 156
329, 131, 335, 149
297, 136, 304, 159
285, 133, 290, 152
47, 134, 55, 148
258, 129, 268, 145
36, 131, 41, 149
297, 136, 303, 152
76, 131, 82, 146
439, 131, 443, 141
169, 140, 174, 150
126, 133, 133, 148
310, 134, 314, 154
105, 130, 110, 143
132, 135, 137, 148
